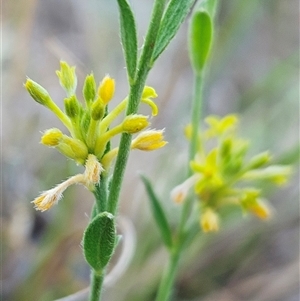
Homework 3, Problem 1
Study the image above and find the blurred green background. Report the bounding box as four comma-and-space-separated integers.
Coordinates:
2, 0, 299, 301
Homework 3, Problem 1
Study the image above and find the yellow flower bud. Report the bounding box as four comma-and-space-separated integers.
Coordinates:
200, 208, 219, 233
184, 124, 193, 140
64, 95, 81, 118
246, 151, 271, 169
83, 73, 97, 107
41, 128, 63, 146
98, 75, 115, 104
57, 135, 88, 164
56, 61, 77, 96
122, 115, 149, 134
24, 78, 52, 106
91, 98, 105, 120
131, 130, 167, 151
249, 199, 271, 220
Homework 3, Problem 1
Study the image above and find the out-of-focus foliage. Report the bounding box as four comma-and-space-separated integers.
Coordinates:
2, 0, 299, 301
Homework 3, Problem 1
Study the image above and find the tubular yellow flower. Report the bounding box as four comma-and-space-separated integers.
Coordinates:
122, 115, 149, 134
200, 208, 219, 232
32, 155, 104, 211
41, 128, 63, 146
131, 130, 167, 151
98, 75, 115, 104
248, 199, 271, 220
141, 86, 158, 99
141, 86, 158, 116
32, 174, 85, 211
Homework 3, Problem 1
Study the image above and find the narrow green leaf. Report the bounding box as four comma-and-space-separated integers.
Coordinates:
188, 10, 213, 74
117, 0, 138, 83
83, 212, 116, 272
152, 0, 195, 63
140, 174, 173, 249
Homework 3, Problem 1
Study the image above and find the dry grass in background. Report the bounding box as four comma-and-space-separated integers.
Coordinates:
2, 1, 299, 300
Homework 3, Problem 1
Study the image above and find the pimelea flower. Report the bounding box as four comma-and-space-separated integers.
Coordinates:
25, 61, 167, 210
171, 115, 291, 232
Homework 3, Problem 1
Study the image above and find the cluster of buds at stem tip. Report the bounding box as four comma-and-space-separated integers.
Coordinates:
25, 61, 167, 211
171, 114, 292, 233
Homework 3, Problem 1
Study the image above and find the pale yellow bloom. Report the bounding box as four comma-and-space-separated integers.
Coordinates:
32, 155, 102, 211
200, 208, 219, 232
170, 175, 198, 204
249, 199, 271, 220
131, 130, 167, 151
32, 174, 85, 211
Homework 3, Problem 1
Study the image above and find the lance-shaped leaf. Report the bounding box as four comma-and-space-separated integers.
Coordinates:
152, 0, 195, 63
140, 174, 173, 249
83, 212, 116, 272
188, 10, 213, 74
117, 0, 138, 84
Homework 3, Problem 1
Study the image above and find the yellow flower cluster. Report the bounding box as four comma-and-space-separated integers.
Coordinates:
172, 115, 291, 232
25, 61, 167, 211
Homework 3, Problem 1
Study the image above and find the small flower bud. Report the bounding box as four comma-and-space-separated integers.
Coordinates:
57, 135, 88, 164
246, 151, 271, 170
98, 75, 115, 104
64, 95, 81, 118
242, 165, 292, 185
41, 128, 63, 146
56, 61, 77, 96
249, 199, 271, 220
200, 208, 219, 233
91, 98, 105, 120
83, 73, 96, 107
24, 78, 52, 106
184, 124, 193, 140
122, 115, 149, 134
131, 130, 167, 151
240, 189, 271, 219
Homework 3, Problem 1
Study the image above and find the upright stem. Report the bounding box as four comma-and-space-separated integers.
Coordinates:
107, 0, 167, 215
93, 174, 108, 213
179, 72, 203, 239
155, 251, 181, 301
189, 72, 203, 165
89, 271, 105, 301
155, 73, 204, 301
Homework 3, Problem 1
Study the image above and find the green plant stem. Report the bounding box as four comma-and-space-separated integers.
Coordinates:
189, 72, 204, 165
89, 271, 105, 301
155, 73, 204, 301
107, 0, 167, 215
155, 251, 181, 301
179, 72, 203, 238
93, 173, 108, 213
